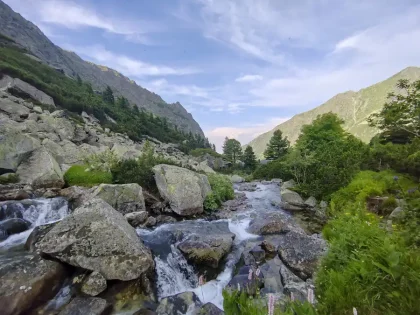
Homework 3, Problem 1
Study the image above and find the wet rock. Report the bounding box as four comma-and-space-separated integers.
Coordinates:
304, 196, 317, 208
81, 271, 107, 296
196, 303, 224, 315
281, 180, 295, 190
237, 182, 257, 192
230, 175, 245, 183
145, 216, 157, 227
278, 231, 327, 280
37, 198, 154, 281
248, 213, 290, 235
250, 245, 266, 263
25, 222, 58, 253
228, 267, 264, 295
91, 183, 146, 215
280, 189, 304, 210
260, 256, 284, 295
16, 147, 64, 189
59, 186, 90, 209
0, 202, 24, 220
222, 192, 249, 212
178, 231, 235, 268
0, 218, 31, 236
153, 164, 211, 216
260, 240, 277, 254
59, 297, 111, 315
0, 253, 67, 315
280, 264, 308, 302
0, 184, 32, 201
156, 215, 177, 224
155, 291, 202, 315
125, 211, 148, 227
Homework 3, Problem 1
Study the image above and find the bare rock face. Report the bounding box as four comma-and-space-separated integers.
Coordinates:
0, 253, 67, 315
153, 164, 211, 216
16, 147, 64, 189
91, 183, 146, 215
37, 198, 154, 281
0, 75, 55, 107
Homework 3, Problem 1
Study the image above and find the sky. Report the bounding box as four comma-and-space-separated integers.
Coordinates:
4, 0, 420, 151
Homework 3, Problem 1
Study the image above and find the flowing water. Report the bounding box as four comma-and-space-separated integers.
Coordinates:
0, 182, 287, 314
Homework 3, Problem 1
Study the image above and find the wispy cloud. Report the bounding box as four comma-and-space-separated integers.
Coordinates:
235, 75, 263, 82
64, 45, 199, 77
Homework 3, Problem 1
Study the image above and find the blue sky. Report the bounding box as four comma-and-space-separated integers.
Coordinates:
5, 0, 420, 150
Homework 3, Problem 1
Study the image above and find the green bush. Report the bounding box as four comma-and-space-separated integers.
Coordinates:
190, 148, 222, 158
0, 173, 19, 185
252, 159, 290, 180
83, 150, 120, 172
111, 141, 179, 192
204, 173, 234, 211
64, 165, 112, 187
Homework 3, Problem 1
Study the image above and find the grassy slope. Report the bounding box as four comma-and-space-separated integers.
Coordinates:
248, 67, 420, 158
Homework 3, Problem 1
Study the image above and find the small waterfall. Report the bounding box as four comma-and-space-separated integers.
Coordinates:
0, 197, 69, 250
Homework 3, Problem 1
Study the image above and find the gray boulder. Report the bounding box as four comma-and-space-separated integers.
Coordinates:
37, 198, 154, 281
153, 164, 211, 216
196, 303, 224, 315
248, 213, 290, 235
125, 211, 149, 227
260, 256, 284, 295
156, 291, 202, 315
304, 196, 317, 208
16, 147, 64, 189
280, 189, 305, 210
281, 179, 296, 190
0, 218, 31, 237
59, 297, 111, 315
0, 75, 55, 107
0, 253, 67, 315
91, 183, 146, 215
0, 184, 32, 201
278, 231, 327, 279
230, 175, 245, 183
390, 207, 404, 220
280, 264, 310, 302
81, 271, 107, 296
0, 97, 30, 119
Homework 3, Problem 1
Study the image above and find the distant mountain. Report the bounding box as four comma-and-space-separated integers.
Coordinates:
0, 0, 204, 137
247, 67, 420, 158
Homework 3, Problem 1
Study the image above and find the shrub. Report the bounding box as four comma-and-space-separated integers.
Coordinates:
204, 173, 234, 211
83, 150, 120, 172
64, 165, 112, 187
190, 148, 222, 158
252, 159, 290, 180
0, 173, 19, 185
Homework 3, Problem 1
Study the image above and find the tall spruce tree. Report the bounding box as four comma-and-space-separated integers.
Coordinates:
102, 86, 115, 105
223, 138, 243, 164
244, 146, 257, 170
264, 130, 290, 160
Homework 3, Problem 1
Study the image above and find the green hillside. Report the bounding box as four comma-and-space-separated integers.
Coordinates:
248, 67, 420, 158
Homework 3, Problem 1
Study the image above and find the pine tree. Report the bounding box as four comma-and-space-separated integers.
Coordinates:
102, 86, 115, 105
223, 138, 243, 164
212, 144, 217, 152
264, 130, 290, 160
243, 146, 257, 170
117, 96, 129, 108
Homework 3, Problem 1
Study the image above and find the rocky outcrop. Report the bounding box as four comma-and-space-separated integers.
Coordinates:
81, 271, 107, 296
16, 147, 64, 188
153, 164, 211, 216
37, 198, 154, 281
0, 75, 55, 107
155, 291, 202, 315
0, 253, 67, 315
91, 183, 146, 215
277, 231, 327, 280
59, 297, 111, 315
125, 211, 149, 227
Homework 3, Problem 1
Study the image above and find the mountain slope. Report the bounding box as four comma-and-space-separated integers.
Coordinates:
248, 67, 420, 158
0, 0, 204, 136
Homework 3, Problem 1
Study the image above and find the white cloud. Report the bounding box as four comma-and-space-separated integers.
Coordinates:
64, 45, 199, 77
235, 75, 263, 82
206, 117, 290, 152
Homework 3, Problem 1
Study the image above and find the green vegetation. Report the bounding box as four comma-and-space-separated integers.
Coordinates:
190, 148, 222, 158
0, 173, 19, 185
0, 46, 211, 151
223, 138, 243, 164
111, 141, 177, 193
223, 290, 317, 315
243, 146, 257, 171
204, 173, 235, 211
264, 130, 290, 160
63, 165, 112, 187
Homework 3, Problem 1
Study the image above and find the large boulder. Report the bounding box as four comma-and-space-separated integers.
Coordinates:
155, 291, 202, 315
280, 189, 305, 210
0, 218, 31, 237
0, 97, 30, 120
16, 147, 64, 189
230, 175, 245, 183
247, 213, 291, 235
91, 183, 146, 215
0, 132, 41, 174
259, 256, 284, 295
37, 198, 154, 281
0, 253, 67, 315
153, 164, 211, 216
277, 231, 327, 279
59, 297, 111, 315
0, 75, 55, 107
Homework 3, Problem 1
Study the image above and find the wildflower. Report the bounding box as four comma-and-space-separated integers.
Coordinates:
268, 294, 275, 315
290, 292, 295, 302
255, 268, 261, 277
248, 268, 253, 280
393, 176, 399, 182
353, 307, 358, 315
307, 287, 315, 304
